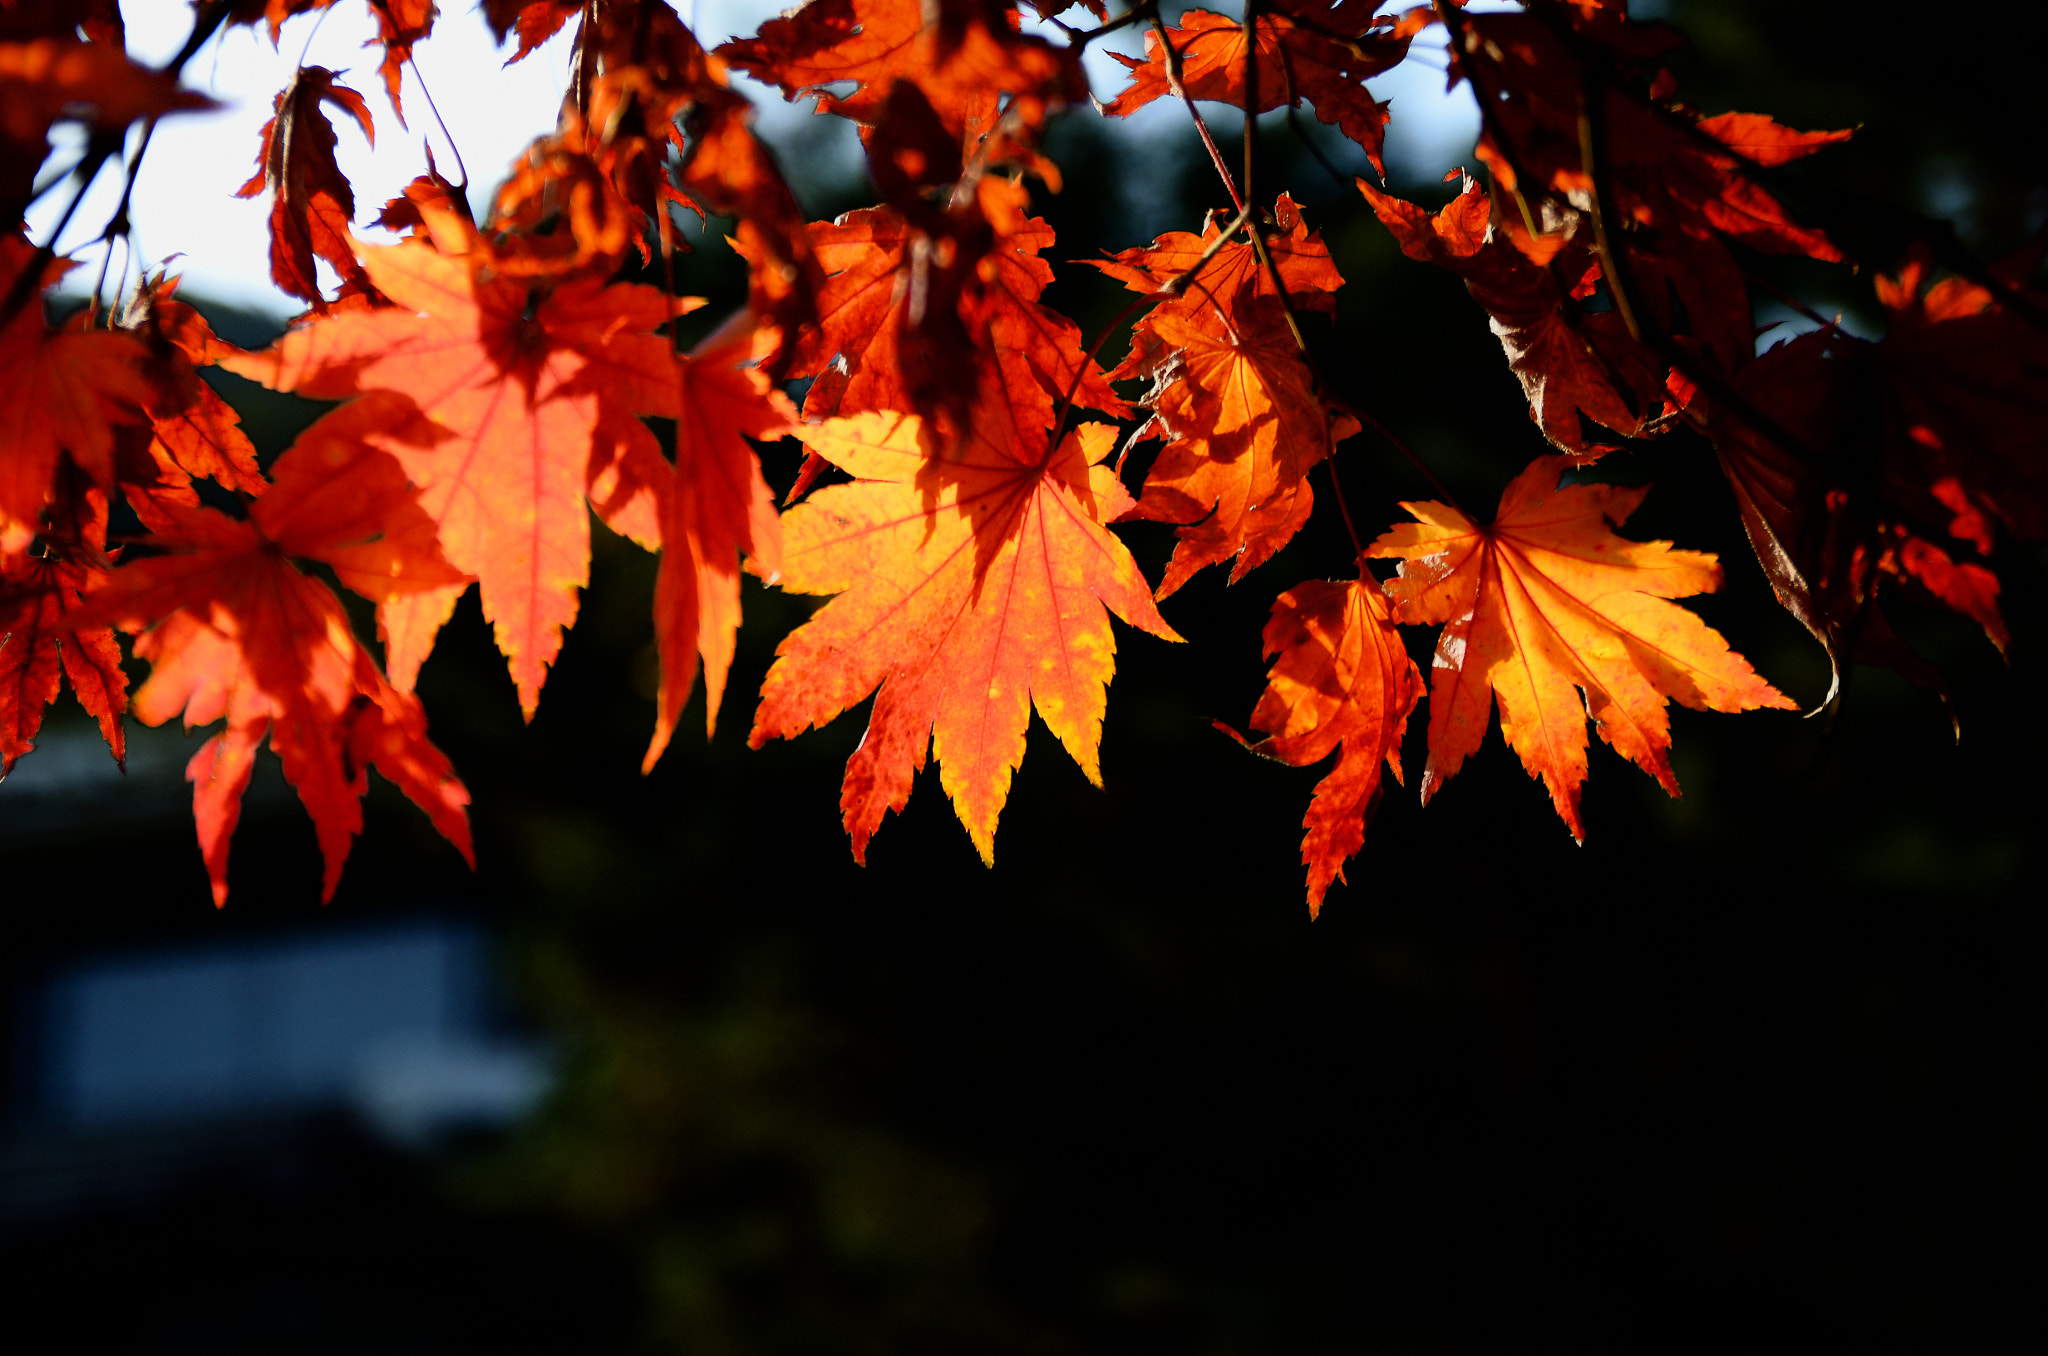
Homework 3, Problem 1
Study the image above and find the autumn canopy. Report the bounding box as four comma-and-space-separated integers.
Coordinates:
1, 0, 2037, 912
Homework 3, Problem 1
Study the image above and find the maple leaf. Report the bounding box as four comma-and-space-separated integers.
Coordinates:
719, 0, 1084, 144
0, 35, 214, 215
794, 199, 1121, 428
1433, 5, 1846, 380
1358, 176, 1673, 457
221, 236, 699, 716
365, 0, 436, 126
236, 66, 377, 311
1367, 455, 1794, 841
489, 104, 647, 280
480, 0, 584, 64
1093, 200, 1350, 593
750, 396, 1180, 865
73, 401, 472, 907
1871, 253, 2048, 547
1710, 320, 2026, 701
0, 491, 127, 777
0, 238, 152, 555
119, 277, 267, 501
1102, 3, 1426, 176
1128, 297, 1355, 597
609, 310, 793, 772
1230, 572, 1420, 915
1090, 193, 1344, 385
1691, 246, 2048, 700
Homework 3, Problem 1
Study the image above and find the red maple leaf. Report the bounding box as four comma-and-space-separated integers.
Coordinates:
1090, 193, 1344, 385
1095, 200, 1350, 592
235, 66, 377, 311
794, 196, 1122, 428
73, 397, 473, 906
119, 276, 268, 501
1127, 295, 1354, 596
1359, 176, 1674, 457
0, 489, 126, 776
0, 238, 151, 555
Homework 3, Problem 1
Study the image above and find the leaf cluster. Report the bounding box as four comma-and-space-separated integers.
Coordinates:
0, 0, 2038, 911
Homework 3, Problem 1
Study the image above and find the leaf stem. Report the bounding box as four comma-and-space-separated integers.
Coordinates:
1320, 444, 1366, 560
1241, 0, 1259, 210
1336, 398, 1466, 518
1575, 83, 1643, 346
407, 57, 471, 191
1150, 15, 1244, 215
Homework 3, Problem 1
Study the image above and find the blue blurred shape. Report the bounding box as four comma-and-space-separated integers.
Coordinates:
32, 918, 549, 1144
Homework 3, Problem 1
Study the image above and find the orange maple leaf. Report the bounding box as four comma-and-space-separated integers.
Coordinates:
1090, 193, 1343, 385
1367, 455, 1794, 840
1131, 298, 1354, 596
750, 396, 1181, 864
0, 238, 151, 555
719, 0, 1083, 144
222, 237, 700, 716
236, 66, 377, 311
1230, 572, 1421, 915
1103, 3, 1425, 175
586, 310, 793, 770
74, 398, 472, 906
794, 201, 1122, 427
1093, 200, 1350, 594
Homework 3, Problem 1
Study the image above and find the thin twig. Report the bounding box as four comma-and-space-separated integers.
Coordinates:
1150, 15, 1244, 214
1320, 448, 1365, 560
1575, 84, 1643, 345
293, 0, 338, 68
1, 0, 232, 328
1431, 0, 1544, 242
407, 57, 470, 190
1061, 0, 1156, 49
1241, 0, 1260, 210
1286, 106, 1350, 188
1, 145, 106, 324
1336, 398, 1466, 516
1744, 268, 1854, 339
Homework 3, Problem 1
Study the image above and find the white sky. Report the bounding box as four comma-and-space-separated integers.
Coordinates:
27, 1, 1479, 317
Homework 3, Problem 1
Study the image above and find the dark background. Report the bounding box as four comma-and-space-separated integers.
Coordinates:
3, 2, 2043, 1351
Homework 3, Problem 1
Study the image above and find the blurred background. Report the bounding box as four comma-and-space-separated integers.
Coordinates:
3, 1, 2044, 1351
